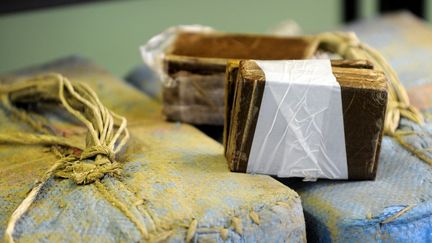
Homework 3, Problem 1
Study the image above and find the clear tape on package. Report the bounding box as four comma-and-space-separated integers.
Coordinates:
247, 60, 348, 181
139, 25, 215, 87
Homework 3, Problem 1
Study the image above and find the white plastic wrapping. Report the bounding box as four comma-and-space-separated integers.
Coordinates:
139, 25, 214, 87
247, 60, 348, 180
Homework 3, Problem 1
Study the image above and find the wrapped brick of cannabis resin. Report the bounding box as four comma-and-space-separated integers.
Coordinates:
223, 59, 388, 180
154, 31, 319, 125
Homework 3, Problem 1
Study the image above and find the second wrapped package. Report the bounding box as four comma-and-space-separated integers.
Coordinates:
224, 59, 387, 180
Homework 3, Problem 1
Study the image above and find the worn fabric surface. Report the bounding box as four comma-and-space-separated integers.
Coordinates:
285, 115, 432, 242
283, 12, 432, 242
0, 56, 306, 242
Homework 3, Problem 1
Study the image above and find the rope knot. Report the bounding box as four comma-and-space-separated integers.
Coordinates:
80, 144, 115, 161
54, 155, 122, 185
54, 144, 121, 185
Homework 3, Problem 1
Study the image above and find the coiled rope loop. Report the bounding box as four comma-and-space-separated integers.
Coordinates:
316, 32, 424, 135
0, 73, 129, 184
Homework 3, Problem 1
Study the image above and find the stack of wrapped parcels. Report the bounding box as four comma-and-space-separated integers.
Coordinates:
142, 28, 390, 181
2, 13, 432, 242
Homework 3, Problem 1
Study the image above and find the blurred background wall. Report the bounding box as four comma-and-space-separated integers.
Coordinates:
0, 0, 430, 76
